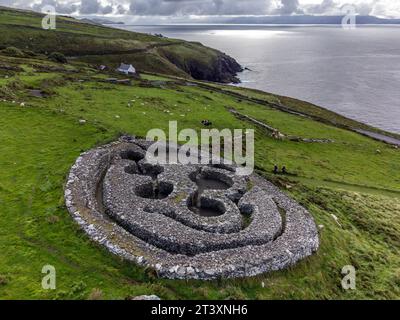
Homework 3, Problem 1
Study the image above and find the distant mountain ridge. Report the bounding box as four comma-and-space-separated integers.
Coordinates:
116, 14, 400, 26
225, 15, 400, 25
81, 17, 125, 25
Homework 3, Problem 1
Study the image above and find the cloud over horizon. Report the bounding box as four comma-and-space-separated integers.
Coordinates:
1, 0, 399, 18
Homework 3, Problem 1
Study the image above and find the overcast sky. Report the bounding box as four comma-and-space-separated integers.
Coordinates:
1, 0, 400, 18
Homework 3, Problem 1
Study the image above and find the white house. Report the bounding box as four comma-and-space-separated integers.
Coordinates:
116, 63, 136, 75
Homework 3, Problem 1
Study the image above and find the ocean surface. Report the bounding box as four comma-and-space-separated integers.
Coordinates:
117, 25, 400, 134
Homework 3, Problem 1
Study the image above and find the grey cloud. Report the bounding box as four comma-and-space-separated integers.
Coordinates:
32, 0, 78, 14
80, 0, 100, 14
306, 0, 337, 15
101, 4, 114, 14
0, 0, 395, 17
116, 3, 127, 14
305, 0, 376, 16
31, 0, 116, 15
129, 0, 272, 16
76, 0, 118, 15
356, 2, 375, 15
277, 0, 303, 15
0, 0, 18, 6
0, 0, 36, 10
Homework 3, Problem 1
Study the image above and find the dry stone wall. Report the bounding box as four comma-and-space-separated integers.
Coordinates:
65, 137, 319, 280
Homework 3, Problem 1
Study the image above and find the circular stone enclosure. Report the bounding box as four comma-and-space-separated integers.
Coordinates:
65, 137, 319, 280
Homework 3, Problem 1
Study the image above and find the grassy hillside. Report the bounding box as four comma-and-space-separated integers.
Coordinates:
0, 50, 399, 299
0, 7, 242, 82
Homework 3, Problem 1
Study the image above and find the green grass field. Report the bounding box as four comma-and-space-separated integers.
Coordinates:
0, 48, 399, 300
1, 5, 400, 301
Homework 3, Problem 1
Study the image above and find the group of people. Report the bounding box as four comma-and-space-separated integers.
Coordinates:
273, 165, 287, 175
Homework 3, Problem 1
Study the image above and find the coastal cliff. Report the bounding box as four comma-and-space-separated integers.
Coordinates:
157, 42, 243, 83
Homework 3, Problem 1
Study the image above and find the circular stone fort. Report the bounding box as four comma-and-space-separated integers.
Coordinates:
65, 137, 319, 280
